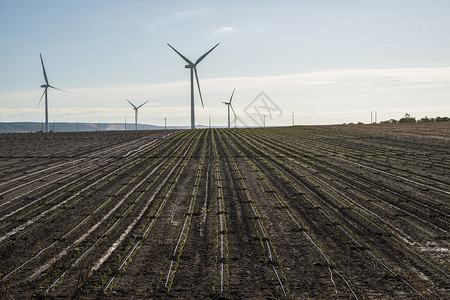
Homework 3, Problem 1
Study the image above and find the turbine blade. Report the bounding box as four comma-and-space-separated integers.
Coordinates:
37, 90, 46, 108
229, 88, 235, 104
222, 102, 228, 104
137, 100, 148, 109
194, 67, 204, 108
195, 43, 219, 65
48, 85, 69, 93
230, 104, 236, 117
40, 53, 49, 85
167, 43, 194, 65
126, 99, 137, 109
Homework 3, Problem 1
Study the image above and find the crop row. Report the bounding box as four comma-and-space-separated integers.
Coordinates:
237, 129, 448, 267
44, 132, 199, 295
0, 130, 174, 191
269, 127, 450, 194
1, 126, 448, 298
0, 130, 180, 222
224, 128, 447, 298
101, 130, 206, 296
47, 130, 202, 296
244, 128, 449, 239
163, 132, 208, 291
0, 130, 189, 249
216, 129, 290, 297
210, 129, 230, 293
0, 130, 198, 296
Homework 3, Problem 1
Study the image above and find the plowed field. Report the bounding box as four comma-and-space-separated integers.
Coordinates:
1, 124, 448, 299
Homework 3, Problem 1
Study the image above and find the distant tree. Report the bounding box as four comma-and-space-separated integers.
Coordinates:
419, 116, 432, 122
435, 116, 449, 122
381, 119, 397, 124
382, 115, 449, 124
398, 113, 416, 123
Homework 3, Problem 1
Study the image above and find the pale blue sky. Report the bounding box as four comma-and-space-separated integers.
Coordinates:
1, 0, 449, 126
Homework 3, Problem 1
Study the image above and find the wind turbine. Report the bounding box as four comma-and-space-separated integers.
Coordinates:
223, 88, 236, 129
127, 100, 148, 130
38, 53, 67, 132
167, 43, 219, 129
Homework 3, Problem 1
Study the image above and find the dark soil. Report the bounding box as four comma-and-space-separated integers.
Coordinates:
0, 126, 448, 299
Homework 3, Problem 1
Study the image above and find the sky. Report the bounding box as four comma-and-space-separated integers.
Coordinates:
0, 0, 449, 127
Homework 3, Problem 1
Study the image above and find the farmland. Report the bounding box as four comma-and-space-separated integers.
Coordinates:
0, 124, 448, 299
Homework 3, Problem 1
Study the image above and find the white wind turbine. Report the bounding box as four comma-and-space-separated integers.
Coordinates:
38, 53, 68, 132
223, 88, 236, 129
127, 100, 148, 130
167, 43, 219, 129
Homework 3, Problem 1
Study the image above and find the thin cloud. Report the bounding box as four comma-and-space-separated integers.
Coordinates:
173, 10, 201, 18
210, 26, 234, 37
143, 10, 203, 31
1, 66, 449, 124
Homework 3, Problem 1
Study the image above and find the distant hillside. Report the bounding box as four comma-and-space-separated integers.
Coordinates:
0, 122, 188, 133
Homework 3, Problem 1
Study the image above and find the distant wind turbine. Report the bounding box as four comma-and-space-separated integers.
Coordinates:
38, 53, 68, 132
167, 43, 219, 129
127, 100, 148, 130
223, 89, 236, 129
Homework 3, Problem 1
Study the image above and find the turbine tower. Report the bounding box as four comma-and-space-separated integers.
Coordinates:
167, 43, 219, 129
127, 100, 148, 130
223, 88, 236, 129
38, 53, 67, 132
